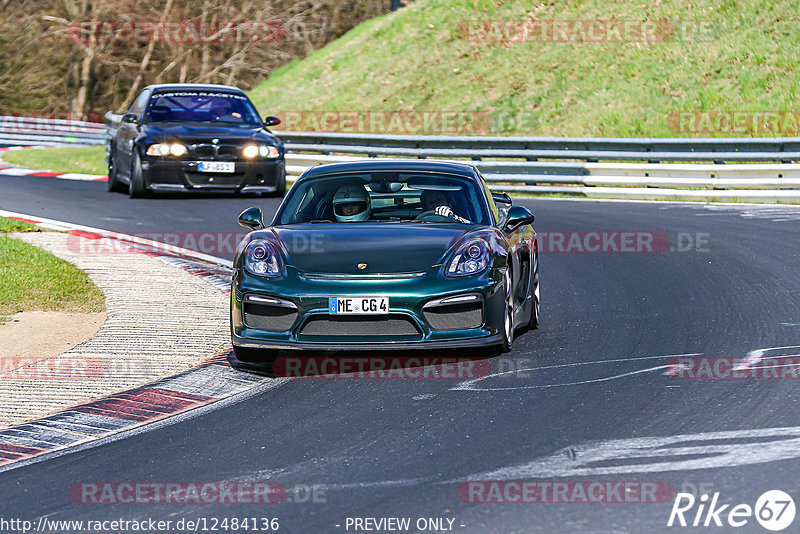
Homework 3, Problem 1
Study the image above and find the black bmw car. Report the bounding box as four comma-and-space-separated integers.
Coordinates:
106, 83, 286, 197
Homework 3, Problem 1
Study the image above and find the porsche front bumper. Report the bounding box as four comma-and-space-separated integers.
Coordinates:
230, 266, 507, 351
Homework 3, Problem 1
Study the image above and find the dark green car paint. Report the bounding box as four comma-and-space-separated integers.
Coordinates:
230, 160, 537, 353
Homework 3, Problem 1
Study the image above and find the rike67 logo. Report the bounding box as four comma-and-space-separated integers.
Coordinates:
668, 490, 795, 531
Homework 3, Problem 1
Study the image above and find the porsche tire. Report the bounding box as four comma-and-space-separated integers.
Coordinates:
501, 265, 515, 352
528, 248, 540, 330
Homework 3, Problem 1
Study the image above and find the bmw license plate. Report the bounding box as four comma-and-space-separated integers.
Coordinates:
329, 297, 389, 315
197, 161, 235, 173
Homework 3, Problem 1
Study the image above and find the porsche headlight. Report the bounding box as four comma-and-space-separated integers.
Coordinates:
243, 240, 282, 277
445, 238, 490, 277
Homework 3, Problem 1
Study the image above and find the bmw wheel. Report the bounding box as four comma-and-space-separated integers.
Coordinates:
106, 148, 125, 193
128, 151, 149, 198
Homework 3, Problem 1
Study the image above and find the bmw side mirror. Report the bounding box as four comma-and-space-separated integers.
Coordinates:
504, 205, 535, 232
238, 207, 265, 231
263, 116, 281, 127
122, 113, 138, 124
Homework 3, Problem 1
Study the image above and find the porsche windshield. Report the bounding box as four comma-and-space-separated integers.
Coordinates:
143, 91, 262, 125
276, 172, 490, 226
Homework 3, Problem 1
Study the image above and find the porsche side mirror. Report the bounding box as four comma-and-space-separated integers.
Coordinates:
263, 116, 281, 127
122, 113, 138, 124
492, 192, 512, 206
504, 205, 535, 232
238, 207, 265, 231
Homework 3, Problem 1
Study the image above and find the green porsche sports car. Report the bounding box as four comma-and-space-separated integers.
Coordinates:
230, 159, 538, 361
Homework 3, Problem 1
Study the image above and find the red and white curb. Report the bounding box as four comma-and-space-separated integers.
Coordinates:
0, 211, 280, 471
0, 351, 279, 470
0, 209, 232, 270
0, 146, 108, 182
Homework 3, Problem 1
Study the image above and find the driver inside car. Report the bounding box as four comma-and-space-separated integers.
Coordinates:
210, 100, 242, 122
419, 189, 470, 223
333, 184, 372, 222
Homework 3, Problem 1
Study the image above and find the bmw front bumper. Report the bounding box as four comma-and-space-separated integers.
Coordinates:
141, 158, 285, 192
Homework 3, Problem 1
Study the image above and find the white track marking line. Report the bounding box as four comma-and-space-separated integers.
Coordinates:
449, 425, 800, 480
734, 345, 800, 371
453, 365, 671, 392
0, 208, 232, 268
451, 353, 702, 392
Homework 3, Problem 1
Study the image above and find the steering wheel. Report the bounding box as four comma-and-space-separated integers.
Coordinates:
313, 194, 334, 221
415, 210, 456, 223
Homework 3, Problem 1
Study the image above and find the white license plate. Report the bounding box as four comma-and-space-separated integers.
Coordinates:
329, 296, 389, 315
197, 161, 235, 173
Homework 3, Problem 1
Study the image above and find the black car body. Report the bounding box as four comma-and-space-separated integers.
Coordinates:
106, 83, 286, 197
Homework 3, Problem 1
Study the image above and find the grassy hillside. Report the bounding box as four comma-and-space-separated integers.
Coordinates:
249, 0, 800, 137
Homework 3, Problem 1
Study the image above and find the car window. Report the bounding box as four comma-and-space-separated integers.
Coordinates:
478, 170, 500, 225
127, 90, 149, 116
275, 172, 489, 226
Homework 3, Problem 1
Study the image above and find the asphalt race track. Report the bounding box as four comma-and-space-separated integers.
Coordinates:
2, 171, 800, 533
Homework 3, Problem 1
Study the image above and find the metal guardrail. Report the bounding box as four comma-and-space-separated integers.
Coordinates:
0, 116, 107, 146
274, 132, 800, 202
2, 115, 800, 202
276, 131, 800, 162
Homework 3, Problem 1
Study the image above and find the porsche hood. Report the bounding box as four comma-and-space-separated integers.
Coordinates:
270, 223, 474, 274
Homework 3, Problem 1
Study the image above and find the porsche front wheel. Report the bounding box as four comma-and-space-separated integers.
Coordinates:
502, 266, 515, 352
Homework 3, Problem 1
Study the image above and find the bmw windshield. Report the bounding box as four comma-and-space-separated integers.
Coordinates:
143, 91, 262, 126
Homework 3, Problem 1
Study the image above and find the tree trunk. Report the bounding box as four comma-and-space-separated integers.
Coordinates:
124, 0, 175, 104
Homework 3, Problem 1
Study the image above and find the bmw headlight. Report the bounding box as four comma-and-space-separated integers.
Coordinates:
170, 143, 187, 156
146, 143, 187, 157
259, 145, 280, 158
243, 144, 280, 159
243, 145, 259, 158
445, 238, 490, 277
243, 240, 282, 277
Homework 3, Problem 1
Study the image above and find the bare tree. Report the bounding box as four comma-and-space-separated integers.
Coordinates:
0, 0, 390, 119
